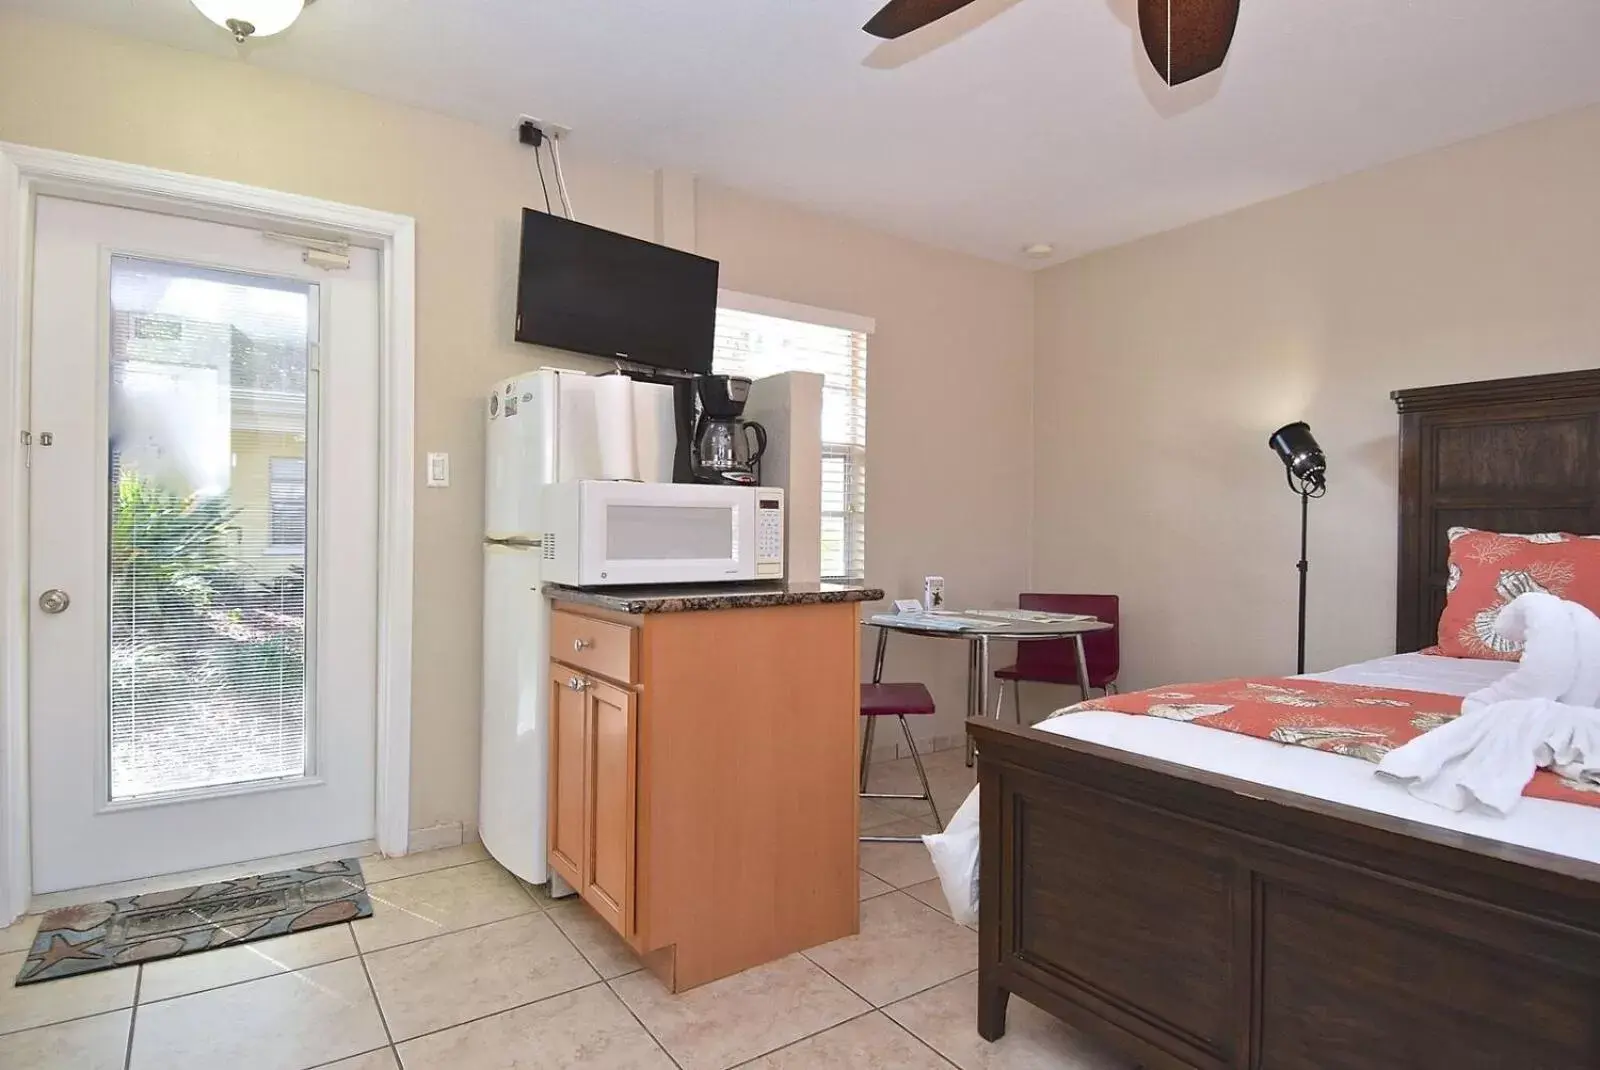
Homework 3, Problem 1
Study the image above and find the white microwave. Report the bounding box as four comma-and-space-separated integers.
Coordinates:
541, 481, 785, 587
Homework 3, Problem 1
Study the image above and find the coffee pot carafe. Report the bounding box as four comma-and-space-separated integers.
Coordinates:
691, 375, 768, 485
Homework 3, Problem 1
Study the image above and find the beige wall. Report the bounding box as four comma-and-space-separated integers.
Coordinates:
0, 13, 1035, 831
1030, 105, 1600, 712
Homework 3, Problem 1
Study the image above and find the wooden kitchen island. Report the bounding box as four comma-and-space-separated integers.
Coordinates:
543, 581, 882, 992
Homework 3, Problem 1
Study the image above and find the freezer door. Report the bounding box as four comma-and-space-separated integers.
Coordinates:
485, 371, 558, 541
479, 543, 550, 884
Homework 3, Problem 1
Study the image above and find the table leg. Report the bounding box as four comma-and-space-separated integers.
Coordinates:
1073, 633, 1092, 703
871, 626, 889, 686
977, 634, 992, 718
965, 637, 979, 767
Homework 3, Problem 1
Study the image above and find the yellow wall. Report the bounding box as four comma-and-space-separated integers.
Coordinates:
230, 429, 304, 577
1031, 105, 1600, 708
0, 12, 1036, 831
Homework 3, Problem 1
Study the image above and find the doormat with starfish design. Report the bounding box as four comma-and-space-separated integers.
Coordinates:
14, 858, 371, 984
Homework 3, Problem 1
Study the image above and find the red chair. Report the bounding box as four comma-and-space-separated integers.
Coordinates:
993, 594, 1120, 724
859, 629, 943, 842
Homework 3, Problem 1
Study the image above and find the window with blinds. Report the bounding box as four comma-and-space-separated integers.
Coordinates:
268, 457, 307, 550
712, 299, 870, 582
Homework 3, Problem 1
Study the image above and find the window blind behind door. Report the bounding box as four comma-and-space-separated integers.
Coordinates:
711, 308, 868, 582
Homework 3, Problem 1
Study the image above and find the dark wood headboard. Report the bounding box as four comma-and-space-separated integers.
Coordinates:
1392, 368, 1600, 653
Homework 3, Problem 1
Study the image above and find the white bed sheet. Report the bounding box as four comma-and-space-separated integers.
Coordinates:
1033, 652, 1600, 864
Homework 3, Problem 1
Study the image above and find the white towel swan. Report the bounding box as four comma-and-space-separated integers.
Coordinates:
1377, 593, 1600, 814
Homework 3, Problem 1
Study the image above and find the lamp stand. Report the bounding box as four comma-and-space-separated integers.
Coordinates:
1296, 486, 1309, 675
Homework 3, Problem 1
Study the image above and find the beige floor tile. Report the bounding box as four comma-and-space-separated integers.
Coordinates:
0, 1008, 129, 1069
364, 912, 597, 1040
138, 923, 358, 1004
859, 800, 906, 832
804, 892, 975, 1007
0, 950, 137, 1035
352, 860, 537, 953
545, 900, 643, 979
885, 973, 1131, 1070
318, 1051, 399, 1070
741, 1011, 951, 1069
359, 842, 489, 885
0, 914, 41, 955
611, 953, 868, 1070
859, 820, 939, 889
127, 957, 388, 1070
903, 879, 952, 918
859, 871, 893, 901
398, 984, 673, 1069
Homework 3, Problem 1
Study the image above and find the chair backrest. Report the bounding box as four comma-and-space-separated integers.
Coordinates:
1014, 593, 1120, 683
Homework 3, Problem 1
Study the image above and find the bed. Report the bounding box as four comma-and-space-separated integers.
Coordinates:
969, 368, 1600, 1070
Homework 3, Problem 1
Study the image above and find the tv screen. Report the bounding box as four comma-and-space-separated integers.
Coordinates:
514, 209, 719, 375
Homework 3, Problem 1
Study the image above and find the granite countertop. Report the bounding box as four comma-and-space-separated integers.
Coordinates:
545, 581, 885, 615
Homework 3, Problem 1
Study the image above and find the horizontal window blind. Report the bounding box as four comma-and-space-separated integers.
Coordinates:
268, 457, 307, 549
712, 304, 869, 582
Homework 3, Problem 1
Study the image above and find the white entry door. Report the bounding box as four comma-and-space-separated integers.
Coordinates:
27, 196, 380, 894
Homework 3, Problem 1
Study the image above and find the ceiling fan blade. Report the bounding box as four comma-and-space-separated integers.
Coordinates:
862, 0, 984, 39
1137, 0, 1241, 86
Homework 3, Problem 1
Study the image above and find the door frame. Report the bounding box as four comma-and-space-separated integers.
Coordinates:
0, 142, 417, 924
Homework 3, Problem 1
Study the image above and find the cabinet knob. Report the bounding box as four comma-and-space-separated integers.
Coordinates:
567, 676, 591, 692
573, 638, 594, 652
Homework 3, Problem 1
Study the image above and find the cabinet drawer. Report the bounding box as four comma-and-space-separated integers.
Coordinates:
551, 609, 637, 684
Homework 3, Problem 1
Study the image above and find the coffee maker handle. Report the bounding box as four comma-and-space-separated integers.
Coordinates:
743, 421, 768, 463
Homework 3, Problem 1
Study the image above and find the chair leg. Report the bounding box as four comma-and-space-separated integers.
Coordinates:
899, 714, 943, 831
858, 716, 877, 794
1011, 680, 1022, 725
1105, 682, 1118, 696
993, 681, 1006, 724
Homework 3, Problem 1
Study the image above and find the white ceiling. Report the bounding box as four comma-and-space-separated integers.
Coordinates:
9, 0, 1600, 265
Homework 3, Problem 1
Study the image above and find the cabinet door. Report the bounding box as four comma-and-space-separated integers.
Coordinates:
584, 677, 637, 938
547, 663, 587, 891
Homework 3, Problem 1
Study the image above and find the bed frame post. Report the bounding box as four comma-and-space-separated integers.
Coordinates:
976, 741, 1010, 1041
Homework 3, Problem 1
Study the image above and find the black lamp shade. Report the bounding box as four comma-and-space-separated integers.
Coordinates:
1268, 422, 1327, 491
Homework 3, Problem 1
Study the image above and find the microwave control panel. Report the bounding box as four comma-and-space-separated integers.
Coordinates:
755, 490, 785, 578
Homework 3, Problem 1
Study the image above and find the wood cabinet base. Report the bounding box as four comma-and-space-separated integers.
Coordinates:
551, 600, 862, 992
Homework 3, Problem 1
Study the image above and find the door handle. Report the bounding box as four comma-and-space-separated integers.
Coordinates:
38, 589, 70, 614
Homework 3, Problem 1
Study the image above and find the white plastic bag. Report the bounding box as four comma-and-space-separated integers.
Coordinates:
921, 785, 981, 926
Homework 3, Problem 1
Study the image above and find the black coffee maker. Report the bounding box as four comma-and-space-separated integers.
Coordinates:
672, 375, 767, 485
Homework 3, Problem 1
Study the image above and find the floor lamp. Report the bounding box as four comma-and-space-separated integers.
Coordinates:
1268, 422, 1327, 675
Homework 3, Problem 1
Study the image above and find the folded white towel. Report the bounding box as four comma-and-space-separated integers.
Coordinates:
1461, 592, 1600, 712
1378, 593, 1600, 813
1376, 698, 1600, 814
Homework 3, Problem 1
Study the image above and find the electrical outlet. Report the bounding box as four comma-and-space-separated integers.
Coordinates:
426, 452, 450, 488
517, 114, 571, 142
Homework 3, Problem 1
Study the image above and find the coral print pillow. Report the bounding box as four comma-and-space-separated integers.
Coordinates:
1435, 527, 1600, 660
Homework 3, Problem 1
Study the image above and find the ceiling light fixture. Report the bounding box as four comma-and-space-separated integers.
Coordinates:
1023, 243, 1055, 260
190, 0, 306, 43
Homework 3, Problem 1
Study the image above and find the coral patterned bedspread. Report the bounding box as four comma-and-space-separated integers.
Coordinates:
1058, 677, 1600, 810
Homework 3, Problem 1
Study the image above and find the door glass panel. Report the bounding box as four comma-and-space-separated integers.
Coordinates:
107, 256, 316, 800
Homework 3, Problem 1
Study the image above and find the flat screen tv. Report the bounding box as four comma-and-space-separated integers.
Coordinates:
514, 209, 719, 375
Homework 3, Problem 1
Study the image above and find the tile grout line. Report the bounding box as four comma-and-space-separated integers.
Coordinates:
723, 1007, 880, 1069
356, 940, 400, 1053
387, 976, 616, 1051
303, 1044, 395, 1070
363, 854, 497, 892
536, 911, 684, 1070
121, 965, 142, 1070
880, 1007, 965, 1070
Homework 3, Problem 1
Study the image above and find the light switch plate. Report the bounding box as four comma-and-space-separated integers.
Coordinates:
426, 452, 450, 487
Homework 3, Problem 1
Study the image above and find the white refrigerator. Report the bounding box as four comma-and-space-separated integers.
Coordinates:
480, 369, 675, 884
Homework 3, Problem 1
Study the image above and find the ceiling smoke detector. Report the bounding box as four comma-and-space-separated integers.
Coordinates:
190, 0, 307, 43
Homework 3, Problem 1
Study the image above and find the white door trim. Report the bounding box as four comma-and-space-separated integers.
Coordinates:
0, 142, 416, 925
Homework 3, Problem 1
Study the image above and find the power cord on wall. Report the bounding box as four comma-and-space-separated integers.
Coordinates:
519, 119, 573, 220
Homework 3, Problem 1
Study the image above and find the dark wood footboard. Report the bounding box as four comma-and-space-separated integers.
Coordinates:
971, 719, 1600, 1070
